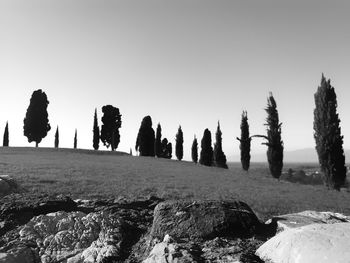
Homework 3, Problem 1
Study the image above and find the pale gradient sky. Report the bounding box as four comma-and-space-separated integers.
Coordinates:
1, 0, 350, 161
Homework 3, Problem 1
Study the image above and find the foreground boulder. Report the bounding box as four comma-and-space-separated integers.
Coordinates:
256, 222, 350, 263
150, 200, 261, 240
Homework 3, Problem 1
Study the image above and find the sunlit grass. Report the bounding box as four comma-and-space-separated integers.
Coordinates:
0, 147, 349, 221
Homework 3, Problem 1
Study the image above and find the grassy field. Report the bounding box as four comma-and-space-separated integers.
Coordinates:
1, 147, 349, 221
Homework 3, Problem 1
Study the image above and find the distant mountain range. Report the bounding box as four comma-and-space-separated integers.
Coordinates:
231, 148, 350, 163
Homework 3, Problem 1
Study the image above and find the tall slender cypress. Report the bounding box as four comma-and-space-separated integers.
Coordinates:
264, 93, 284, 178
54, 126, 59, 148
191, 135, 198, 164
3, 121, 9, 147
213, 122, 228, 168
236, 111, 251, 171
175, 125, 184, 161
74, 129, 77, 149
199, 129, 213, 166
314, 74, 346, 190
155, 123, 162, 157
93, 108, 100, 150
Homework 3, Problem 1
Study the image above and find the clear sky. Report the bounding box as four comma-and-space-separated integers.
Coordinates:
1, 0, 350, 161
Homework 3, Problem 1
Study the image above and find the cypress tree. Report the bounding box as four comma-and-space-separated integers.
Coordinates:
260, 93, 284, 178
155, 123, 162, 157
236, 111, 251, 171
199, 128, 213, 166
314, 74, 346, 190
166, 142, 172, 159
175, 125, 184, 161
135, 116, 155, 156
3, 121, 9, 147
54, 126, 59, 148
160, 138, 172, 159
74, 129, 77, 149
100, 105, 122, 151
93, 108, 100, 150
23, 89, 51, 147
191, 135, 198, 164
213, 122, 228, 168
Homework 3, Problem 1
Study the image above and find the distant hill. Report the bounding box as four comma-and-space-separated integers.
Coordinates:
232, 148, 350, 163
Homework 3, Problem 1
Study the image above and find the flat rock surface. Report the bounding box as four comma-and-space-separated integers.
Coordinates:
267, 210, 350, 232
256, 222, 350, 263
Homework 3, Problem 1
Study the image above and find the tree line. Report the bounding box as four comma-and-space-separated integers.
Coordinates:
1, 74, 347, 190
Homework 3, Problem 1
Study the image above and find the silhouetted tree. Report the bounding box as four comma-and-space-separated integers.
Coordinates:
167, 142, 172, 159
93, 108, 100, 150
191, 135, 198, 164
23, 89, 51, 147
161, 138, 172, 159
213, 122, 228, 168
236, 111, 251, 171
54, 126, 59, 148
255, 93, 283, 178
3, 122, 9, 147
100, 105, 122, 151
74, 129, 77, 149
314, 74, 346, 190
199, 129, 213, 166
135, 115, 155, 156
155, 123, 162, 157
175, 125, 184, 161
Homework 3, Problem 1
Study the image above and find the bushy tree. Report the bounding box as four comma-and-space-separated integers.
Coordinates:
74, 129, 77, 149
257, 93, 283, 178
314, 74, 346, 190
3, 121, 9, 147
93, 108, 100, 150
236, 111, 251, 171
54, 126, 59, 148
161, 138, 172, 159
199, 128, 213, 166
191, 135, 198, 164
175, 125, 184, 161
135, 115, 155, 156
213, 122, 228, 168
100, 105, 122, 151
155, 123, 162, 157
23, 89, 51, 147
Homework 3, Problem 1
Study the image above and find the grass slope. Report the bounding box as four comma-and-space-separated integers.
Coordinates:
1, 147, 349, 220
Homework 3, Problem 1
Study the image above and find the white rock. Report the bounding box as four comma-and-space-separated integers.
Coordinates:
143, 235, 195, 263
256, 222, 350, 263
266, 210, 350, 232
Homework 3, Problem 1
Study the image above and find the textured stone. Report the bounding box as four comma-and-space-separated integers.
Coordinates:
150, 200, 261, 240
16, 211, 124, 263
256, 222, 350, 263
142, 234, 197, 263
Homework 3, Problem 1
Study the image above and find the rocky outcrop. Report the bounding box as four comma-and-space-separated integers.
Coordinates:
2, 193, 350, 263
256, 222, 350, 263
